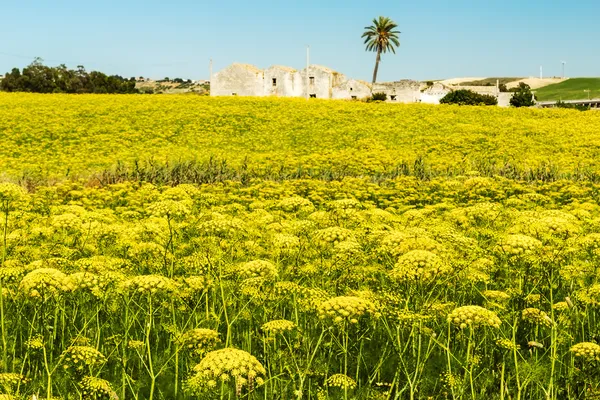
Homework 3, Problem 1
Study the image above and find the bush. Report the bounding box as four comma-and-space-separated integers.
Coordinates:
440, 90, 498, 106
369, 92, 387, 102
555, 100, 589, 111
509, 83, 536, 108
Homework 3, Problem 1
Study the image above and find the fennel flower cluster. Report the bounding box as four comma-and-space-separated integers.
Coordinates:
318, 296, 378, 324
0, 373, 29, 389
198, 218, 244, 237
277, 196, 314, 213
272, 233, 300, 252
575, 284, 600, 305
68, 272, 106, 296
19, 268, 72, 298
482, 290, 511, 302
80, 376, 118, 400
25, 335, 44, 350
316, 227, 354, 245
120, 275, 178, 296
273, 281, 329, 312
51, 213, 83, 231
0, 183, 25, 205
239, 260, 278, 280
447, 306, 501, 329
187, 348, 266, 394
177, 328, 221, 353
571, 342, 600, 361
179, 275, 213, 298
326, 198, 362, 210
495, 338, 520, 351
326, 373, 357, 390
499, 234, 541, 256
148, 199, 191, 218
390, 250, 451, 282
61, 346, 106, 372
333, 240, 363, 259
0, 266, 26, 284
522, 308, 553, 327
261, 319, 297, 335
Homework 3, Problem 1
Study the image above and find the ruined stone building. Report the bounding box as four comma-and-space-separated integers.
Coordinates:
211, 63, 408, 101
211, 63, 513, 106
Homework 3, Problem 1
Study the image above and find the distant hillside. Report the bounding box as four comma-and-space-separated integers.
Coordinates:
455, 77, 523, 86
535, 78, 600, 101
135, 79, 209, 95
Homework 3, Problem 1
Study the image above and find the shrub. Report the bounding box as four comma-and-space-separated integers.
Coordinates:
369, 92, 388, 102
440, 90, 498, 106
509, 83, 536, 108
555, 100, 589, 112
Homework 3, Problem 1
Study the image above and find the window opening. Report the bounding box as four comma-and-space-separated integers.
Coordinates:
309, 94, 317, 98
272, 78, 277, 87
390, 95, 397, 101
309, 77, 315, 85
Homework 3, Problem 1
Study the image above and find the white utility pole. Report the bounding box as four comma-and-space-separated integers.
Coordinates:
561, 61, 566, 79
540, 65, 543, 79
306, 46, 310, 100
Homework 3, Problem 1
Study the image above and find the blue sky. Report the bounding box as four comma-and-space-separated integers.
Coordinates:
1, 0, 598, 81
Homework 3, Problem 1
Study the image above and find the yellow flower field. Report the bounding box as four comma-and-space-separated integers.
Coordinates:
0, 94, 600, 399
1, 93, 600, 182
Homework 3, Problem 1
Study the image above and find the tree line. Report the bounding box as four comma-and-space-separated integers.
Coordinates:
0, 58, 138, 94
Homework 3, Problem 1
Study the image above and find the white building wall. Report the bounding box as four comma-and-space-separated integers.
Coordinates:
263, 66, 303, 97
211, 63, 264, 97
300, 65, 347, 99
332, 79, 371, 100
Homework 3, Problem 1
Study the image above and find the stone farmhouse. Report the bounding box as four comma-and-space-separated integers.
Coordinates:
211, 63, 512, 106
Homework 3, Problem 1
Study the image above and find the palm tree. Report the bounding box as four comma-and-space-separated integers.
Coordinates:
362, 16, 401, 86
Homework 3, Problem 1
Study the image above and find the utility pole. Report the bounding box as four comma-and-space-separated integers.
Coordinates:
306, 46, 310, 100
585, 89, 591, 100
561, 61, 566, 79
540, 65, 543, 79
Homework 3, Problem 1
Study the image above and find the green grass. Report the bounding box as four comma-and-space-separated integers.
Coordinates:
535, 78, 600, 101
457, 77, 523, 86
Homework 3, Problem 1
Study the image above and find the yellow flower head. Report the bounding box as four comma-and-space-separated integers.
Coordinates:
447, 305, 501, 329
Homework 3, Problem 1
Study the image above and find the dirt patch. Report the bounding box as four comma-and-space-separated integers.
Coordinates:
507, 78, 566, 90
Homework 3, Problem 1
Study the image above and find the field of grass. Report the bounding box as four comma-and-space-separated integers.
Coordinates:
535, 78, 600, 101
2, 94, 600, 399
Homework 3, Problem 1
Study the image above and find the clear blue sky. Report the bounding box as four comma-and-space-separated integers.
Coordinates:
1, 0, 598, 81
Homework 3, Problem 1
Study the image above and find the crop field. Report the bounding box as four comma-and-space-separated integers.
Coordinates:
1, 94, 600, 399
3, 93, 600, 183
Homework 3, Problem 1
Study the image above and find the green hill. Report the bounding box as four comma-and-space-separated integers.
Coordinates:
456, 77, 522, 86
535, 78, 600, 101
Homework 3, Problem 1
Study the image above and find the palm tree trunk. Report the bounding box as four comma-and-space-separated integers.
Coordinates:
371, 48, 382, 88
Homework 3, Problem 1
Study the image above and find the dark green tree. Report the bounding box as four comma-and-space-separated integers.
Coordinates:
509, 83, 536, 107
440, 90, 498, 106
